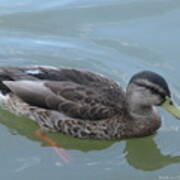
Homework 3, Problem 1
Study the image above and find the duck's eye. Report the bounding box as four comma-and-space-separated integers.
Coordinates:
149, 87, 159, 95
169, 100, 174, 105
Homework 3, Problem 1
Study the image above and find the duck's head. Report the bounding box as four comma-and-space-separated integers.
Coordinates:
127, 71, 180, 119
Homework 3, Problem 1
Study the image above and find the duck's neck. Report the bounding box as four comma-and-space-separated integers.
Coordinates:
127, 102, 153, 117
124, 83, 162, 137
125, 92, 161, 137
126, 93, 153, 116
126, 85, 153, 117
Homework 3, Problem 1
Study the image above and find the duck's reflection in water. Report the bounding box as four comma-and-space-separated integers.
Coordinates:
0, 108, 180, 170
124, 137, 180, 171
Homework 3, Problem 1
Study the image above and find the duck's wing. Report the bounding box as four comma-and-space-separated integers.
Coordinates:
44, 80, 125, 120
3, 81, 125, 121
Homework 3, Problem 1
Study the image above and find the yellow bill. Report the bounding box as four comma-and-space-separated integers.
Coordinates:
162, 96, 180, 119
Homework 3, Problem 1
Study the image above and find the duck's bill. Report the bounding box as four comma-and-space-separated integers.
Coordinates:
162, 97, 180, 119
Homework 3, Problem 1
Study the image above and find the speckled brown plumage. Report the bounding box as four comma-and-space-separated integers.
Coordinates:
0, 66, 161, 139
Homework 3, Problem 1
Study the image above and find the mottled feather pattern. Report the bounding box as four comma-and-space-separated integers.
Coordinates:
4, 94, 127, 139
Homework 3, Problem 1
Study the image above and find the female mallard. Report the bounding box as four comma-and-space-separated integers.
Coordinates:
0, 66, 179, 139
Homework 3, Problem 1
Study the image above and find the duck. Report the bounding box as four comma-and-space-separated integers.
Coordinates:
0, 65, 179, 140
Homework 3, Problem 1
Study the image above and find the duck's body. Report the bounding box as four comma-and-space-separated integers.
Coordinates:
0, 66, 177, 140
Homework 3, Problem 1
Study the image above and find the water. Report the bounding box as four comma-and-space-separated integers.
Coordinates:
0, 0, 180, 179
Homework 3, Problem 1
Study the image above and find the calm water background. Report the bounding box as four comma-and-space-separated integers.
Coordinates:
0, 0, 180, 179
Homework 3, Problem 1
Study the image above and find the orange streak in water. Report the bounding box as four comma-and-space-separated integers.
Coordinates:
35, 130, 71, 163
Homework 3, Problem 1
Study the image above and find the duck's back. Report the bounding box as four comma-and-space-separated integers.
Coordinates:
0, 66, 126, 121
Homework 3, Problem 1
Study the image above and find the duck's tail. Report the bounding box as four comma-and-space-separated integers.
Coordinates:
0, 66, 40, 105
0, 68, 12, 105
